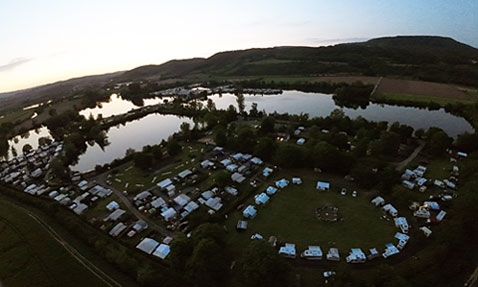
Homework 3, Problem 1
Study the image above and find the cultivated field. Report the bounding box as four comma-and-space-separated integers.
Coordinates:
373, 78, 476, 103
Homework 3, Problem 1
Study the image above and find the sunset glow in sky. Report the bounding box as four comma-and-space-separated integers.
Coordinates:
1, 0, 477, 93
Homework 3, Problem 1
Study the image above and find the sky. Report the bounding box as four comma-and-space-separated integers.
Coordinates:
1, 0, 477, 93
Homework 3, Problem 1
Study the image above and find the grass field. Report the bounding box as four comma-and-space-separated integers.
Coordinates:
109, 143, 207, 196
0, 198, 106, 286
225, 170, 397, 254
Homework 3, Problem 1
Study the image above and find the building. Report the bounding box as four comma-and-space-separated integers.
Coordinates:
292, 177, 302, 185
178, 169, 193, 179
205, 197, 223, 211
367, 248, 381, 260
371, 196, 385, 207
236, 220, 248, 231
136, 238, 160, 254
316, 181, 330, 191
346, 248, 366, 263
106, 201, 120, 211
254, 193, 270, 205
231, 172, 246, 183
296, 138, 306, 145
382, 244, 400, 258
243, 205, 257, 219
275, 178, 289, 189
436, 210, 447, 222
173, 194, 191, 208
414, 208, 431, 219
279, 243, 296, 259
420, 226, 432, 237
266, 186, 278, 196
300, 246, 322, 260
394, 217, 409, 233
402, 180, 415, 190
424, 201, 440, 211
382, 204, 398, 217
109, 222, 127, 237
225, 186, 238, 196
157, 178, 173, 190
105, 209, 126, 222
133, 220, 149, 233
326, 248, 340, 261
395, 232, 410, 250
200, 160, 214, 169
263, 167, 273, 177
151, 197, 167, 209
152, 244, 170, 259
161, 207, 177, 221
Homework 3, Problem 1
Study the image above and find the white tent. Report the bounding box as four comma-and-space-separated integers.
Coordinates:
136, 238, 160, 254
161, 207, 177, 221
153, 244, 170, 259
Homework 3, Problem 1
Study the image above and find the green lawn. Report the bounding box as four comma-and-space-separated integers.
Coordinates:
225, 170, 397, 254
0, 198, 106, 286
109, 143, 208, 195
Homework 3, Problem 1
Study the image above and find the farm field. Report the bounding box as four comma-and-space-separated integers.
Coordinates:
0, 197, 106, 286
373, 78, 476, 104
225, 170, 397, 254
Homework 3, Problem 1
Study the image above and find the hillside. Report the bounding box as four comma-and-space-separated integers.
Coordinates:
115, 36, 478, 85
2, 35, 477, 111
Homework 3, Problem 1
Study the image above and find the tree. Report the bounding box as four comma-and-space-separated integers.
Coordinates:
428, 131, 452, 155
206, 98, 216, 111
239, 240, 289, 287
455, 132, 478, 153
22, 143, 33, 154
181, 122, 191, 138
225, 105, 237, 122
168, 234, 194, 272
236, 94, 245, 114
214, 126, 227, 147
151, 145, 163, 160
134, 153, 153, 170
254, 137, 277, 160
259, 117, 275, 134
167, 140, 182, 156
213, 170, 231, 188
249, 102, 259, 117
274, 145, 304, 168
186, 239, 228, 287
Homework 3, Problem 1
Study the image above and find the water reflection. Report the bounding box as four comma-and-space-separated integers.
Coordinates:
79, 94, 171, 119
71, 113, 193, 172
204, 91, 473, 137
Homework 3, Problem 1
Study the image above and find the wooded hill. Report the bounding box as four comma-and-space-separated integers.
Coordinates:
2, 36, 477, 110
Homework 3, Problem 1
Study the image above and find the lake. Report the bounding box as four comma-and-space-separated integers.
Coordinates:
79, 93, 172, 119
205, 91, 473, 137
71, 113, 193, 172
2, 126, 52, 160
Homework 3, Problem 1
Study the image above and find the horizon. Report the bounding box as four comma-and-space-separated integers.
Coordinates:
1, 0, 477, 93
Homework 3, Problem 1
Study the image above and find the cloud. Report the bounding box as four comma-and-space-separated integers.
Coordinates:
307, 37, 369, 46
0, 57, 32, 72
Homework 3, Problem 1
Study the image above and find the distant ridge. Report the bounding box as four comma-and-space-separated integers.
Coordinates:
2, 35, 477, 110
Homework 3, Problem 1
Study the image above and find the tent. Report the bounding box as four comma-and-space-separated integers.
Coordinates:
266, 186, 278, 196
161, 207, 177, 221
153, 244, 170, 259
371, 196, 385, 206
316, 181, 330, 191
243, 205, 257, 219
255, 193, 270, 205
279, 243, 296, 258
275, 179, 289, 189
136, 238, 160, 254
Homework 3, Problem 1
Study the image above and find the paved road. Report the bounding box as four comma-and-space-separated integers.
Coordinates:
395, 140, 426, 171
92, 173, 172, 237
4, 201, 121, 287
